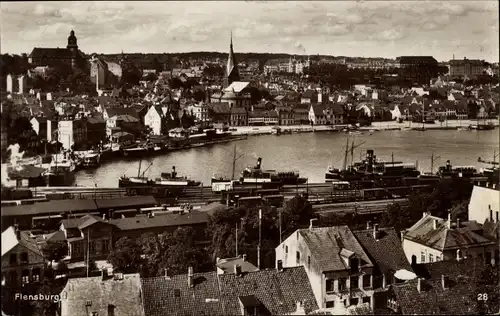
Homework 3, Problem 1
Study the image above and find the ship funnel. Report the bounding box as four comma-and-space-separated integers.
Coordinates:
366, 150, 374, 173
172, 166, 176, 177
256, 158, 262, 169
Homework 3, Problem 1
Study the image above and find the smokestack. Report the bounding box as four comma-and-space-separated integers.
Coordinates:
242, 254, 247, 262
417, 278, 422, 293
164, 268, 170, 279
14, 224, 20, 240
277, 260, 283, 272
456, 218, 460, 228
422, 212, 428, 218
373, 224, 379, 240
456, 250, 462, 262
256, 158, 262, 169
187, 267, 194, 288
447, 213, 451, 229
441, 275, 449, 290
234, 264, 242, 276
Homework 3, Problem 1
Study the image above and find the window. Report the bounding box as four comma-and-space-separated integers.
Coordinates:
90, 241, 96, 254
326, 301, 335, 308
9, 254, 17, 265
73, 242, 81, 255
296, 251, 300, 264
350, 276, 359, 289
420, 252, 426, 263
363, 274, 371, 288
285, 246, 288, 254
350, 297, 359, 306
349, 258, 359, 271
103, 240, 109, 252
429, 254, 434, 263
338, 278, 347, 292
21, 270, 30, 284
362, 296, 371, 304
326, 279, 335, 292
307, 256, 311, 270
20, 252, 28, 264
486, 251, 492, 264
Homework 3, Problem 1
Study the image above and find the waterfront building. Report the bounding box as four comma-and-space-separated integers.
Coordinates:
308, 103, 344, 125
401, 212, 497, 265
144, 105, 167, 135
248, 110, 278, 125
1, 226, 45, 289
230, 107, 248, 126
275, 107, 295, 126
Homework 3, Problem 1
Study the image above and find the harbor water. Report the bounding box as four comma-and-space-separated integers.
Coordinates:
72, 129, 499, 187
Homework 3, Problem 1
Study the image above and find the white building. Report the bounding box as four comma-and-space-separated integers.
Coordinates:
144, 105, 165, 135
468, 185, 500, 224
402, 212, 497, 265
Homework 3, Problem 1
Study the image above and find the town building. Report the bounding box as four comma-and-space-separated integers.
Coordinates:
144, 105, 168, 135
5, 74, 26, 94
58, 118, 87, 150
248, 110, 279, 125
309, 103, 344, 125
401, 212, 497, 265
468, 184, 500, 225
224, 33, 240, 89
275, 226, 376, 310
216, 254, 258, 275
1, 226, 45, 289
59, 272, 146, 316
230, 107, 248, 126
396, 56, 438, 68
29, 30, 87, 70
293, 107, 310, 124
187, 102, 210, 124
275, 107, 295, 126
449, 57, 487, 79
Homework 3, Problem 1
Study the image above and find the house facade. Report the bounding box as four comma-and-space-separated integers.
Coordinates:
230, 107, 247, 126
275, 226, 376, 310
144, 106, 165, 135
402, 212, 498, 265
2, 226, 45, 289
58, 119, 87, 150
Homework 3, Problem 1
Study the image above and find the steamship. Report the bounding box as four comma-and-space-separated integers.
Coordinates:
119, 166, 201, 188
325, 149, 421, 182
240, 158, 308, 185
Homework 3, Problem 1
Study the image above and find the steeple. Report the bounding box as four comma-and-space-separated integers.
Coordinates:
224, 31, 240, 88
67, 30, 78, 49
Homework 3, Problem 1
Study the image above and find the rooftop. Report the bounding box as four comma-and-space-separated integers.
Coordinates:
298, 226, 374, 272
216, 256, 259, 274
61, 273, 145, 316
2, 226, 44, 258
110, 210, 208, 231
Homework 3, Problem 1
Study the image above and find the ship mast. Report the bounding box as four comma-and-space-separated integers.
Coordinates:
231, 145, 244, 180
343, 136, 350, 171
430, 153, 441, 174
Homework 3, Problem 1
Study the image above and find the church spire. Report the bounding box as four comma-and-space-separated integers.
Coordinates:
225, 31, 240, 88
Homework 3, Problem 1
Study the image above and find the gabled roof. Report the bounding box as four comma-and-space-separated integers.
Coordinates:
230, 107, 247, 114
218, 267, 319, 315
353, 228, 413, 275
141, 272, 224, 316
2, 227, 44, 258
61, 273, 145, 316
208, 102, 231, 114
302, 89, 317, 99
61, 214, 104, 230
29, 47, 72, 59
298, 226, 373, 272
403, 214, 495, 251
224, 81, 250, 93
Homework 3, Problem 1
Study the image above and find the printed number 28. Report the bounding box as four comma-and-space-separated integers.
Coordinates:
478, 293, 489, 301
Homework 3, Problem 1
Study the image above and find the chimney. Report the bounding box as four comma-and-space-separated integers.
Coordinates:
277, 260, 283, 272
441, 274, 449, 290
456, 250, 462, 261
366, 221, 372, 230
373, 224, 379, 239
242, 254, 247, 262
102, 214, 106, 220
417, 278, 422, 293
309, 218, 317, 230
101, 269, 107, 281
433, 219, 438, 229
187, 267, 194, 288
164, 268, 170, 279
422, 212, 428, 218
234, 264, 242, 276
447, 213, 451, 229
148, 212, 155, 218
14, 224, 20, 240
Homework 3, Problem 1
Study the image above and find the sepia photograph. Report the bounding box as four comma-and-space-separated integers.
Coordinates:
0, 1, 499, 315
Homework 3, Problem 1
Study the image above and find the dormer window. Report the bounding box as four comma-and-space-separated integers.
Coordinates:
349, 258, 359, 271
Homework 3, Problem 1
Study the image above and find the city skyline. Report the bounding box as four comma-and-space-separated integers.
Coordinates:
1, 1, 499, 62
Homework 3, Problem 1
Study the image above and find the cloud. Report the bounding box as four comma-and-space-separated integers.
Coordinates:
0, 1, 498, 62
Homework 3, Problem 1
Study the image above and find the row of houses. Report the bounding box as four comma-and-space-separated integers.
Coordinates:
2, 184, 498, 315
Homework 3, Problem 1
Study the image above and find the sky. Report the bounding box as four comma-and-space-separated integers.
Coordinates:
1, 1, 498, 62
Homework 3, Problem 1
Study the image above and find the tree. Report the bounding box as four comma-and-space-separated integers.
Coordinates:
41, 242, 68, 263
107, 237, 143, 273
450, 199, 470, 221
144, 72, 158, 82
165, 227, 212, 275
381, 202, 421, 233
473, 263, 500, 315
280, 195, 314, 239
169, 77, 184, 89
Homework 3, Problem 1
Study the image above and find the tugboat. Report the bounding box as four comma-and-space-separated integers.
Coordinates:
43, 153, 76, 186
82, 152, 101, 169
240, 158, 307, 185
325, 149, 420, 182
119, 161, 201, 188
160, 166, 201, 186
437, 160, 482, 178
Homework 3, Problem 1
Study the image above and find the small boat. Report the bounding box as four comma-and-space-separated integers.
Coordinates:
82, 152, 101, 168
349, 131, 363, 135
160, 166, 201, 186
456, 127, 470, 131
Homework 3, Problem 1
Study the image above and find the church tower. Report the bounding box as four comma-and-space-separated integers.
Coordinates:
224, 32, 240, 89
67, 30, 78, 69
